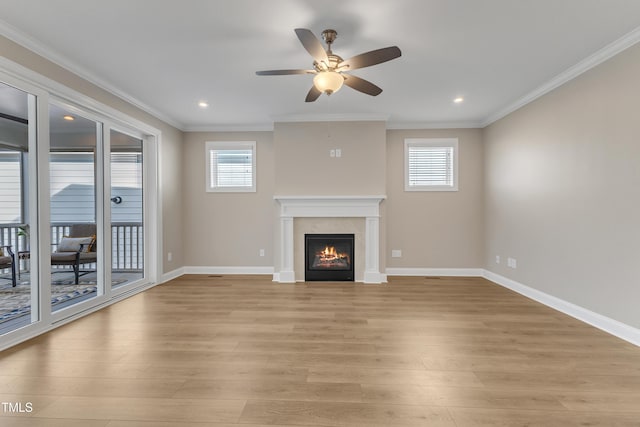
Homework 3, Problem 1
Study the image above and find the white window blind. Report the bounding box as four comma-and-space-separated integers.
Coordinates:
0, 150, 22, 223
50, 152, 96, 222
206, 141, 256, 192
404, 138, 458, 191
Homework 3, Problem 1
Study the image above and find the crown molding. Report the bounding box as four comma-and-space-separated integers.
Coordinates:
482, 26, 640, 128
184, 123, 275, 132
184, 119, 487, 133
0, 56, 161, 138
0, 19, 185, 131
386, 120, 483, 130
271, 112, 390, 123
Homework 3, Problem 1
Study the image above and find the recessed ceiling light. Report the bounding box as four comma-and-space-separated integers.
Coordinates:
198, 101, 209, 108
453, 97, 464, 104
63, 115, 75, 121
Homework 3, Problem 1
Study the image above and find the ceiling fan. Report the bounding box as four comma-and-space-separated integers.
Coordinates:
256, 28, 401, 102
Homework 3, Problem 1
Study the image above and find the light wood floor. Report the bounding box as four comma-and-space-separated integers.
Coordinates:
1, 275, 640, 426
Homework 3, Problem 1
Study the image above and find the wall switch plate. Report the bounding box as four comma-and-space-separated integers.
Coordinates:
495, 255, 500, 264
335, 148, 342, 157
391, 249, 402, 258
507, 257, 517, 268
330, 149, 335, 157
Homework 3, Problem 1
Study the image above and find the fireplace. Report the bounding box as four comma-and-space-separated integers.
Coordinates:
305, 234, 354, 281
274, 196, 385, 283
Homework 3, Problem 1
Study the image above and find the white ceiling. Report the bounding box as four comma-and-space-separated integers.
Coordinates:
1, 0, 639, 131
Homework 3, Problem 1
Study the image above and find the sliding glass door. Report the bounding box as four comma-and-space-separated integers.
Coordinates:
0, 67, 159, 344
110, 129, 144, 288
49, 103, 103, 314
0, 81, 39, 335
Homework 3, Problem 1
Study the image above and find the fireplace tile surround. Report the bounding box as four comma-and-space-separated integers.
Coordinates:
274, 196, 386, 283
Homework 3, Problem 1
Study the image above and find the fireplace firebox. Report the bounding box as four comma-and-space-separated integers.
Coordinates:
305, 234, 354, 281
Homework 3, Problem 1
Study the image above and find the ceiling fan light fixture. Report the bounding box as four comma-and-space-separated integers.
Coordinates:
313, 71, 344, 95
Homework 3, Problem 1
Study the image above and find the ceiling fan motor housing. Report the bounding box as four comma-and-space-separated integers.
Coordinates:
314, 54, 343, 72
321, 29, 337, 46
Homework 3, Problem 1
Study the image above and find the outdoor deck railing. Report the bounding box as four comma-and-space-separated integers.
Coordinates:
0, 222, 143, 272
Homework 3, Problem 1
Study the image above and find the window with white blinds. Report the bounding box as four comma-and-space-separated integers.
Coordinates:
206, 141, 256, 192
404, 138, 458, 191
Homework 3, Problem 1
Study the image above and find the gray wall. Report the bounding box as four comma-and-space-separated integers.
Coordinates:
274, 121, 387, 196
180, 121, 484, 276
386, 128, 484, 269
483, 43, 640, 329
182, 131, 275, 267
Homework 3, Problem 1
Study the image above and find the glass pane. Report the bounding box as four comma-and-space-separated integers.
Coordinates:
110, 129, 144, 288
0, 82, 37, 334
49, 104, 101, 312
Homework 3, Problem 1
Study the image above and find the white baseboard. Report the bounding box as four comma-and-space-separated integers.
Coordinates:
161, 267, 185, 283
386, 267, 484, 277
483, 270, 640, 347
183, 266, 275, 275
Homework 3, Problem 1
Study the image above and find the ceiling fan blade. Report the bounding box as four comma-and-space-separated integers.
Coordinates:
305, 85, 322, 102
256, 69, 315, 76
339, 46, 401, 70
343, 74, 383, 96
295, 28, 329, 64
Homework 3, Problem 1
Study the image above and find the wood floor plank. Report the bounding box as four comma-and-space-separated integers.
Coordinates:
32, 396, 246, 423
105, 422, 309, 427
268, 351, 425, 370
557, 391, 640, 412
0, 418, 109, 427
1, 274, 639, 426
474, 370, 640, 392
307, 365, 484, 387
239, 399, 456, 427
173, 379, 362, 402
448, 407, 640, 427
3, 376, 186, 399
361, 384, 567, 411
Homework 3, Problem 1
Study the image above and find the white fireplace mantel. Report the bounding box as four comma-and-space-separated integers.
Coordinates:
274, 195, 386, 283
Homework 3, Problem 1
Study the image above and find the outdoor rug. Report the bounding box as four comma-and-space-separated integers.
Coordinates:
0, 274, 125, 323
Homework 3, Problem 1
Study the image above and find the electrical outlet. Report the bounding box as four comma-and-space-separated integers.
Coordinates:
495, 255, 500, 264
391, 249, 402, 258
507, 257, 517, 268
335, 148, 342, 157
259, 249, 265, 257
167, 252, 172, 262
329, 149, 335, 157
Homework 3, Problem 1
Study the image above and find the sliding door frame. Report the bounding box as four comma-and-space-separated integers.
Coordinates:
0, 57, 162, 350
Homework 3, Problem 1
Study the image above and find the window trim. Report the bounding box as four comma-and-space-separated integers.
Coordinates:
404, 138, 459, 192
205, 141, 256, 193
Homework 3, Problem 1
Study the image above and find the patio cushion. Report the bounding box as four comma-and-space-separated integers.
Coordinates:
79, 251, 97, 262
57, 236, 94, 252
0, 255, 11, 264
51, 252, 78, 262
